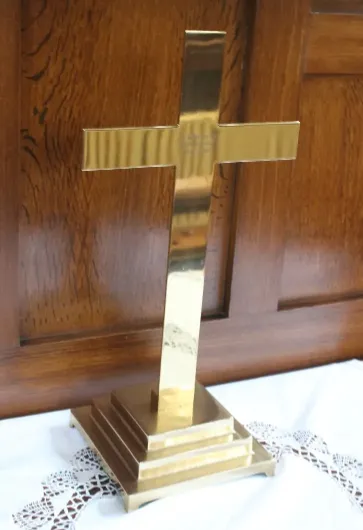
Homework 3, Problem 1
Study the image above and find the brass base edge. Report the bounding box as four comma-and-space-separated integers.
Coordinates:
70, 407, 276, 512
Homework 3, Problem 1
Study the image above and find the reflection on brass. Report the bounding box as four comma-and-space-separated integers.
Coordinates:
83, 127, 179, 171
72, 30, 300, 511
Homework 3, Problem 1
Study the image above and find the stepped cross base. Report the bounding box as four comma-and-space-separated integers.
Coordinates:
70, 382, 275, 511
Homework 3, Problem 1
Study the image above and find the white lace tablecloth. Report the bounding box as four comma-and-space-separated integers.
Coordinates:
1, 360, 363, 530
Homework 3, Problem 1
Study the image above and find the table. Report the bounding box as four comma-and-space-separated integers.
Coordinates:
1, 360, 363, 529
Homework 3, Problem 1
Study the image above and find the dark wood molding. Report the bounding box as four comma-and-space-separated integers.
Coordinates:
0, 1, 20, 349
2, 297, 363, 417
313, 0, 363, 14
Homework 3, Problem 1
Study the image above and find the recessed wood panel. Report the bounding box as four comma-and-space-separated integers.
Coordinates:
228, 0, 311, 316
20, 0, 246, 341
281, 77, 363, 306
306, 13, 363, 74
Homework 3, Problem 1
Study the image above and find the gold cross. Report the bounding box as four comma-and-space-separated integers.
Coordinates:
82, 31, 299, 418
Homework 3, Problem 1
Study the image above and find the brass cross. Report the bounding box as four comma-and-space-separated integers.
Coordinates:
83, 31, 299, 417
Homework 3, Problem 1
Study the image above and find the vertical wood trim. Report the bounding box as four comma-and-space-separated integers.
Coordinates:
0, 1, 20, 348
228, 0, 311, 317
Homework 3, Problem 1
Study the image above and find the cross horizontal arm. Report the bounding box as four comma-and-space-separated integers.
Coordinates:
216, 121, 300, 164
83, 126, 179, 171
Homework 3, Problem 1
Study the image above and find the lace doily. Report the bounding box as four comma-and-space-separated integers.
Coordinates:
248, 422, 363, 512
12, 448, 119, 530
12, 422, 363, 529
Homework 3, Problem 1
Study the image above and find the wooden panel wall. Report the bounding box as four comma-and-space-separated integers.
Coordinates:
3, 0, 363, 419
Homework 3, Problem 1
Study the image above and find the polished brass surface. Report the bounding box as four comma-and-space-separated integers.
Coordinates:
72, 30, 299, 511
83, 126, 178, 171
111, 382, 235, 448
83, 121, 299, 171
82, 31, 300, 415
71, 383, 275, 511
217, 121, 300, 163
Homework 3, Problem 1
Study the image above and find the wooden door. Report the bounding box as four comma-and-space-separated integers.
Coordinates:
1, 0, 363, 417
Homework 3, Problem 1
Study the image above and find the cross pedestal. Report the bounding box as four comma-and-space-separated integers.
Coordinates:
71, 30, 299, 511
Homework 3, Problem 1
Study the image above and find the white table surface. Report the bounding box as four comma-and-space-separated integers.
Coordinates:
1, 360, 363, 530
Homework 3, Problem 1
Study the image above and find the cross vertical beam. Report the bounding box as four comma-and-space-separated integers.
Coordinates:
157, 31, 225, 415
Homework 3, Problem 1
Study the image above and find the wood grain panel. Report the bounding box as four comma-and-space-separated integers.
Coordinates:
20, 0, 246, 341
281, 77, 363, 306
313, 0, 363, 13
306, 13, 363, 74
2, 297, 363, 417
228, 0, 310, 316
0, 1, 20, 349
